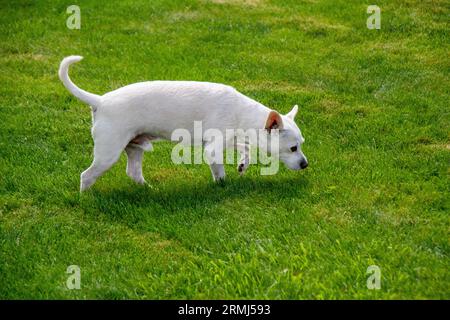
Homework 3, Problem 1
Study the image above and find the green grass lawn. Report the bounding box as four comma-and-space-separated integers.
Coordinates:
0, 0, 448, 299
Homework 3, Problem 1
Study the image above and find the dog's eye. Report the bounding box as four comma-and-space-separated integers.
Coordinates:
290, 146, 297, 152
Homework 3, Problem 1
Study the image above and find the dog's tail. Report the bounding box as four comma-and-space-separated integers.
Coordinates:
58, 56, 101, 109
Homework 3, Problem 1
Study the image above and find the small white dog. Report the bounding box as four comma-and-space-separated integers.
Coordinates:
59, 56, 308, 191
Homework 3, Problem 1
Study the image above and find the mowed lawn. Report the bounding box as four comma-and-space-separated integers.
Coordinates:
0, 0, 448, 299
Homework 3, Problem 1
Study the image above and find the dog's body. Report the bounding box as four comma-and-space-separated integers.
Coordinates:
59, 56, 308, 191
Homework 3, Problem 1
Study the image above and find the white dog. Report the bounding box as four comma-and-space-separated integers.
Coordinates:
59, 56, 308, 191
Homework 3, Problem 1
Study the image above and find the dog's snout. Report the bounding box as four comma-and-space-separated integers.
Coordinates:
300, 159, 308, 169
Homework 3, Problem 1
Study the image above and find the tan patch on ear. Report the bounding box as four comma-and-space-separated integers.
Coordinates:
265, 111, 283, 132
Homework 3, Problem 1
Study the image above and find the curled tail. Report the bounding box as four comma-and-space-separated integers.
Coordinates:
58, 56, 101, 109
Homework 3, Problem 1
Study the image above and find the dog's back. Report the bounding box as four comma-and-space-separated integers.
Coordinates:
97, 80, 264, 140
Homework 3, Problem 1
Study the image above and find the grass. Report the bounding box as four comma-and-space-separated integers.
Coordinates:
0, 0, 448, 299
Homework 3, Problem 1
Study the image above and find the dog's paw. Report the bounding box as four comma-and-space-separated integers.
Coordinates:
214, 177, 226, 186
135, 177, 146, 184
237, 162, 249, 175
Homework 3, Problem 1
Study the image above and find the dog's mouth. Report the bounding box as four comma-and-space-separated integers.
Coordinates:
284, 161, 308, 171
283, 162, 302, 171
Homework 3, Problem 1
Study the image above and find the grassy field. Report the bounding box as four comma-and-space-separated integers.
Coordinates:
0, 0, 448, 299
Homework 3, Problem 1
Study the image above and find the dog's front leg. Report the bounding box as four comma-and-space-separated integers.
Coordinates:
204, 142, 225, 182
236, 143, 250, 175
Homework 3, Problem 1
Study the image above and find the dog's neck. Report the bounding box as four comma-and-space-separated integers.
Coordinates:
238, 99, 272, 131
233, 101, 274, 150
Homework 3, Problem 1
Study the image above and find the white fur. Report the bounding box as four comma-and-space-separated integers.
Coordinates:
58, 56, 307, 191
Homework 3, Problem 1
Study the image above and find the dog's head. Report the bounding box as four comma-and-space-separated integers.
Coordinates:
263, 105, 308, 170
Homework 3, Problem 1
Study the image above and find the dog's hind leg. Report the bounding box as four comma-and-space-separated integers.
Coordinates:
124, 134, 155, 184
125, 145, 145, 184
80, 126, 129, 192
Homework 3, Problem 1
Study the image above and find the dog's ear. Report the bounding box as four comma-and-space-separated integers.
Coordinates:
286, 105, 298, 120
265, 111, 284, 132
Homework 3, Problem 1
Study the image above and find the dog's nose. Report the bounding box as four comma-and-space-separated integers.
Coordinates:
300, 159, 308, 169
